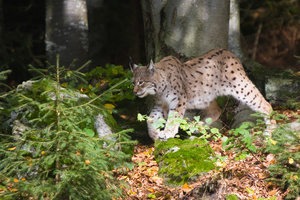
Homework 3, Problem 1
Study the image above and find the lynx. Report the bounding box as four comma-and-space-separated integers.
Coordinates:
130, 49, 275, 141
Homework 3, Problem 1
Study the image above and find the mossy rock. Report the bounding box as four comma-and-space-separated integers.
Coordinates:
154, 137, 215, 187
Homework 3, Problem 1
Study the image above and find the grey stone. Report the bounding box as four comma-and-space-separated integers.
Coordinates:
266, 77, 300, 105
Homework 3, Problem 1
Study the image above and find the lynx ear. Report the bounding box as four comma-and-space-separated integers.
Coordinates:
148, 59, 155, 74
129, 56, 138, 72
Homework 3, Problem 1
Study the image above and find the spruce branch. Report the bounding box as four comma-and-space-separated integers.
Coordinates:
65, 78, 128, 111
55, 54, 61, 185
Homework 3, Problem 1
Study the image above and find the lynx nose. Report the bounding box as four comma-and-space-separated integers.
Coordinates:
133, 87, 139, 95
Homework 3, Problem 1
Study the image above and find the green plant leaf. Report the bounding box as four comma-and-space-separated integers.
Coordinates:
137, 113, 145, 121
148, 194, 156, 199
211, 128, 219, 134
152, 118, 166, 129
194, 116, 200, 122
205, 118, 213, 124
83, 128, 95, 137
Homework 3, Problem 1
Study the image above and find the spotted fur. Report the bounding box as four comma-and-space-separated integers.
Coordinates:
130, 49, 275, 140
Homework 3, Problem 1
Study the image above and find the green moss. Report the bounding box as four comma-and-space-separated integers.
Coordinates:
154, 137, 215, 186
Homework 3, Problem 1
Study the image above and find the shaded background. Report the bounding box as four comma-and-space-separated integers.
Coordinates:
0, 0, 299, 87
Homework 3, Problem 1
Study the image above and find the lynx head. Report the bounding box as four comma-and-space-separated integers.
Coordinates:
129, 58, 157, 98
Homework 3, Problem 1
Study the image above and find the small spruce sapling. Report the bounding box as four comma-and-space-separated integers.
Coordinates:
0, 56, 134, 199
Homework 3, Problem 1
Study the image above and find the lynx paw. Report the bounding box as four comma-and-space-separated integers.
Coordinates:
158, 130, 175, 140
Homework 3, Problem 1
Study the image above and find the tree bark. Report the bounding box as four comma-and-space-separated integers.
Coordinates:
86, 0, 104, 67
0, 0, 4, 60
228, 0, 244, 60
45, 0, 89, 69
141, 0, 230, 62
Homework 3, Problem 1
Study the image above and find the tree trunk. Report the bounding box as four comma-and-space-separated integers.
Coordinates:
140, 0, 256, 130
45, 0, 89, 69
228, 0, 244, 60
0, 0, 3, 60
86, 0, 104, 68
140, 0, 230, 62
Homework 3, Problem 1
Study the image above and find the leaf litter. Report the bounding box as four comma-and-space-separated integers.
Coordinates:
117, 142, 284, 200
116, 109, 300, 199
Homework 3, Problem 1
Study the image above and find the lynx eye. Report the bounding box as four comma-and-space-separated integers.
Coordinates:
138, 81, 144, 86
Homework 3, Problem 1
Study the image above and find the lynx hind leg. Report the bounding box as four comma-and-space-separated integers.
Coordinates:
203, 100, 222, 124
228, 75, 276, 135
147, 106, 167, 141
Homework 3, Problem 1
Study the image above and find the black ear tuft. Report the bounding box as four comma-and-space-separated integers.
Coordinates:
129, 56, 137, 72
147, 59, 155, 74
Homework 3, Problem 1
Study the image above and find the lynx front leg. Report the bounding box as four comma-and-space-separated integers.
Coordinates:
158, 102, 186, 140
147, 105, 167, 141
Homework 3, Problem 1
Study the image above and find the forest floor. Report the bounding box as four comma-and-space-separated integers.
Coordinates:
116, 109, 300, 200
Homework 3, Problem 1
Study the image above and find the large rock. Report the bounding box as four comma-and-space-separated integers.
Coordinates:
265, 76, 300, 107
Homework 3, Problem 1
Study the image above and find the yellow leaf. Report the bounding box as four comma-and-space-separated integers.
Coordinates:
270, 139, 277, 145
85, 160, 90, 165
246, 187, 254, 194
215, 161, 226, 168
127, 190, 136, 196
182, 183, 190, 189
269, 189, 277, 196
61, 82, 68, 88
294, 71, 300, 76
10, 189, 18, 192
120, 176, 128, 180
289, 158, 294, 164
8, 147, 16, 151
147, 188, 155, 193
104, 104, 115, 114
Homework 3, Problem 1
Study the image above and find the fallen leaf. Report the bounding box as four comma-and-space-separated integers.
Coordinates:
268, 189, 277, 196
294, 71, 300, 76
182, 183, 193, 192
8, 147, 16, 151
246, 187, 254, 194
150, 176, 163, 185
147, 188, 155, 193
266, 154, 276, 165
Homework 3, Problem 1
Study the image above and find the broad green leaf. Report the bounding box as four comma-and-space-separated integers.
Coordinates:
248, 144, 257, 153
194, 116, 200, 122
211, 128, 219, 134
205, 118, 213, 124
84, 128, 95, 137
137, 113, 145, 121
152, 118, 166, 129
235, 152, 249, 161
